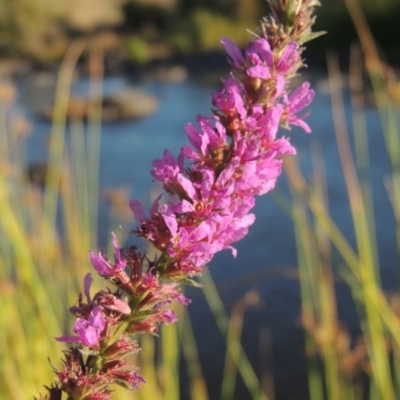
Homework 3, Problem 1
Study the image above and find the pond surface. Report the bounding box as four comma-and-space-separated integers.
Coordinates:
19, 71, 399, 399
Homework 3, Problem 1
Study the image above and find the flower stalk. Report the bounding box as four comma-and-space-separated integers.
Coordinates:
35, 1, 322, 399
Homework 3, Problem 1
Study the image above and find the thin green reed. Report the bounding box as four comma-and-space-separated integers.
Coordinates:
159, 308, 180, 400
348, 45, 380, 279
0, 44, 112, 399
85, 46, 103, 251
58, 43, 103, 266
328, 51, 395, 399
286, 144, 400, 340
178, 306, 209, 400
284, 29, 400, 395
68, 116, 89, 258
42, 42, 83, 262
200, 273, 268, 400
290, 181, 327, 399
220, 299, 244, 400
344, 0, 400, 282
0, 162, 61, 396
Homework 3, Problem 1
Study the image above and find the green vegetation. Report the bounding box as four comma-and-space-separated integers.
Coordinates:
274, 1, 400, 398
126, 35, 151, 65
0, 0, 399, 64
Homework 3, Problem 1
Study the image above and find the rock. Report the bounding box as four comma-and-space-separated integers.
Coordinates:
23, 70, 78, 116
25, 162, 48, 187
150, 65, 188, 83
42, 96, 88, 120
101, 89, 159, 122
42, 88, 159, 122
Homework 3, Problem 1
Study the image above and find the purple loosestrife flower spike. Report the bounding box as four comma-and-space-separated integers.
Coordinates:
36, 2, 322, 398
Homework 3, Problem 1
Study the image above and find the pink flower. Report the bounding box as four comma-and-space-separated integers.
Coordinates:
96, 293, 131, 315
283, 82, 315, 133
275, 42, 300, 74
89, 233, 126, 277
56, 306, 105, 348
111, 370, 146, 390
160, 310, 178, 324
151, 149, 185, 192
245, 38, 273, 79
130, 197, 173, 249
212, 78, 247, 120
246, 38, 273, 66
221, 36, 244, 68
74, 306, 105, 347
181, 116, 228, 164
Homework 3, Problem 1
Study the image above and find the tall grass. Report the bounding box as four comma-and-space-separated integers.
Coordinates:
0, 41, 103, 398
281, 0, 400, 398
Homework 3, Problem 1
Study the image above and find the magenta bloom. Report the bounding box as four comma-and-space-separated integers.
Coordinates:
181, 116, 229, 164
56, 306, 105, 348
276, 42, 300, 74
89, 233, 127, 277
245, 38, 273, 79
160, 310, 178, 324
73, 306, 105, 347
283, 82, 315, 133
151, 149, 185, 192
221, 36, 244, 68
212, 78, 247, 120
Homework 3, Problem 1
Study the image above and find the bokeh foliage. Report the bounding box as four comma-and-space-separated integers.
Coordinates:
0, 0, 399, 63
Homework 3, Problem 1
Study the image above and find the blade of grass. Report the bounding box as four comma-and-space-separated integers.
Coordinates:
220, 300, 245, 400
86, 45, 104, 250
159, 312, 180, 400
200, 273, 268, 400
42, 40, 84, 266
178, 305, 209, 400
327, 51, 394, 400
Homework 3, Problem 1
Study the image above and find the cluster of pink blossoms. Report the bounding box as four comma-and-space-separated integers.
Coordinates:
37, 1, 321, 397
129, 36, 314, 279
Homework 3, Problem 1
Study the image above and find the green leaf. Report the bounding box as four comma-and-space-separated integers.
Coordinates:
298, 30, 326, 45
176, 277, 204, 288
115, 378, 135, 390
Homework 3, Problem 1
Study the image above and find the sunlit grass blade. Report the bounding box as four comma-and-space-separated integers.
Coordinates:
327, 51, 394, 400
179, 306, 209, 400
135, 335, 163, 400
220, 298, 245, 400
159, 311, 180, 400
200, 273, 268, 400
85, 46, 104, 250
343, 0, 400, 284
42, 41, 84, 258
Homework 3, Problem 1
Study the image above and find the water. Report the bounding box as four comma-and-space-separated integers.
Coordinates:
19, 72, 398, 399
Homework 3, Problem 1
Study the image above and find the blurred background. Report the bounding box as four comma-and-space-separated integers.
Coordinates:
0, 0, 398, 66
1, 1, 400, 400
